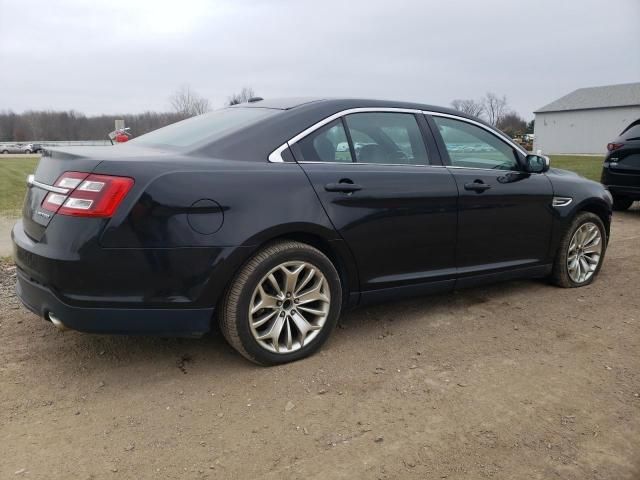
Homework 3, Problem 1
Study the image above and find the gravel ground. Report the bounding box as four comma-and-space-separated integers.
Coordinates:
1, 207, 639, 479
0, 216, 17, 257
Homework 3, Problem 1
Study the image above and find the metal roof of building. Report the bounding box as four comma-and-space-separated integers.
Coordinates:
535, 82, 640, 113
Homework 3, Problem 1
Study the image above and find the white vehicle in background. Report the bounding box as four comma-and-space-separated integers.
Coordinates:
1, 143, 33, 154
336, 141, 350, 152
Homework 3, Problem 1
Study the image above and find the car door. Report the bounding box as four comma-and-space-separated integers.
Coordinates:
291, 110, 458, 298
427, 114, 554, 281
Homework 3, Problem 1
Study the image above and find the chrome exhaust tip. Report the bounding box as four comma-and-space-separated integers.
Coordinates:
48, 313, 68, 331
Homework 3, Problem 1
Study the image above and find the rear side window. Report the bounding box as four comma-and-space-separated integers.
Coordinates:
621, 122, 640, 140
345, 113, 429, 165
297, 119, 353, 163
433, 116, 518, 171
131, 107, 277, 148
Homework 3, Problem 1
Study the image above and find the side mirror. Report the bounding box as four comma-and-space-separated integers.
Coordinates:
525, 154, 550, 173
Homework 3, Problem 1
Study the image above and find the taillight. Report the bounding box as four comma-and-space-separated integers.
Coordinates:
607, 142, 624, 152
42, 171, 134, 217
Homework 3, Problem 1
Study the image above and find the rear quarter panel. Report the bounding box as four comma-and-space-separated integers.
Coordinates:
97, 157, 340, 248
94, 157, 356, 307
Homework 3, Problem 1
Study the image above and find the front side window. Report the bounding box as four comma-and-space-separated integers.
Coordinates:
345, 113, 429, 165
433, 116, 519, 171
297, 119, 352, 163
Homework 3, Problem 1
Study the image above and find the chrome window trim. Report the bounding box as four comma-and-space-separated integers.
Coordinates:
27, 174, 70, 194
267, 107, 528, 163
292, 162, 446, 168
446, 165, 521, 173
287, 107, 422, 148
268, 143, 289, 163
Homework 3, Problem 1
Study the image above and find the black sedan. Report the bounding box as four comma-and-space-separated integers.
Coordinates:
12, 98, 613, 365
601, 119, 640, 210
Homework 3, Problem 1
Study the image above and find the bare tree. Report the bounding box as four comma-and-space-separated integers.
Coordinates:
450, 99, 484, 118
0, 110, 185, 141
227, 87, 257, 106
170, 85, 210, 117
482, 92, 509, 126
497, 112, 527, 138
526, 119, 535, 134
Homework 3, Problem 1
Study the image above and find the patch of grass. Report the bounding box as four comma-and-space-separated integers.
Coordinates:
549, 155, 604, 182
0, 156, 39, 217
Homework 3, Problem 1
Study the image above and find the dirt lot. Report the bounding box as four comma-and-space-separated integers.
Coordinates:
1, 207, 639, 480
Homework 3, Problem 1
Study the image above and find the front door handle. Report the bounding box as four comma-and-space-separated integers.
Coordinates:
464, 181, 491, 192
324, 182, 363, 193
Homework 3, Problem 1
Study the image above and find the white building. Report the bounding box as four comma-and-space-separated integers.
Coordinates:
534, 82, 640, 155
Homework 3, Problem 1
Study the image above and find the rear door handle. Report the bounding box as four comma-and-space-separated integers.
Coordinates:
324, 182, 363, 193
464, 181, 491, 192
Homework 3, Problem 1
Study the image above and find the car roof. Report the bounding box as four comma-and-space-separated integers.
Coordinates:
236, 97, 475, 120
196, 97, 502, 162
232, 97, 325, 110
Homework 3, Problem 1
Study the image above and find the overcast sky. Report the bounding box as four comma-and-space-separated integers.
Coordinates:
1, 0, 638, 119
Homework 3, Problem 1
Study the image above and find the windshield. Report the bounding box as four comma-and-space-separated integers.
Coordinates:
130, 107, 278, 148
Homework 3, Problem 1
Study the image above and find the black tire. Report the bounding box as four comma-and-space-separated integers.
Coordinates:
550, 211, 607, 288
219, 240, 342, 365
612, 195, 634, 211
24, 150, 32, 154
1, 150, 8, 154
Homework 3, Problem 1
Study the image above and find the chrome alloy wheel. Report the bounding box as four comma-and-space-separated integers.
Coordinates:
567, 222, 603, 283
249, 261, 331, 354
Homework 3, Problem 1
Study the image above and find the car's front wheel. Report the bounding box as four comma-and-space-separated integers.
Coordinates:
551, 212, 606, 288
220, 241, 342, 365
612, 195, 634, 211
24, 149, 32, 154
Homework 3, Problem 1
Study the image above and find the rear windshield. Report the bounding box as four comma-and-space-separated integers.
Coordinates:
130, 107, 277, 148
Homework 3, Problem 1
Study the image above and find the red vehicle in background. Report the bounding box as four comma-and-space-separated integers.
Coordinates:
108, 127, 131, 144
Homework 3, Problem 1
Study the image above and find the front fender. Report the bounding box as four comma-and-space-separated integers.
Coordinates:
546, 170, 613, 256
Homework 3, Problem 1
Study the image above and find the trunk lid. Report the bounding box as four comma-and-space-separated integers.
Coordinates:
22, 144, 167, 241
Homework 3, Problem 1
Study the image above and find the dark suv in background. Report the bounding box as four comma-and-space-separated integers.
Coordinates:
602, 120, 640, 210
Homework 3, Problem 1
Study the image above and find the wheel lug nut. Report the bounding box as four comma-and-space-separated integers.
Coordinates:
277, 301, 282, 306
294, 299, 299, 304
286, 293, 291, 298
280, 312, 285, 316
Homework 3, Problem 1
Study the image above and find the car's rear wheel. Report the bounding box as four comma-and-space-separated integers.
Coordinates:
551, 212, 606, 288
1, 150, 8, 154
612, 195, 634, 211
220, 240, 342, 365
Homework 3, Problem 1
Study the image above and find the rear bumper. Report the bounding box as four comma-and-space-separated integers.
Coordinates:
601, 166, 640, 198
606, 185, 640, 198
16, 268, 213, 336
10, 217, 252, 336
